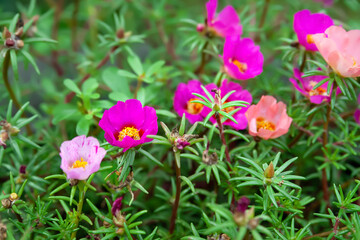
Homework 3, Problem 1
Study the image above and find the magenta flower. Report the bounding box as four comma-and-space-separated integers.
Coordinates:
236, 196, 250, 214
206, 0, 242, 37
173, 80, 208, 124
289, 68, 340, 104
354, 94, 360, 125
223, 35, 263, 80
60, 135, 106, 180
203, 79, 252, 130
293, 9, 333, 51
99, 99, 158, 152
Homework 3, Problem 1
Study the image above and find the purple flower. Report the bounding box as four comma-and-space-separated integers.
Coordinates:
112, 197, 123, 216
173, 80, 208, 124
206, 0, 242, 37
236, 196, 250, 214
203, 79, 252, 130
223, 35, 263, 80
293, 9, 333, 51
175, 138, 190, 150
60, 135, 106, 180
99, 99, 158, 152
289, 68, 340, 104
19, 165, 27, 174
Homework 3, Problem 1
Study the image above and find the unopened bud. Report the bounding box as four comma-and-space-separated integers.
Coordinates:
113, 214, 126, 228
196, 24, 205, 32
116, 29, 125, 39
219, 233, 231, 240
264, 162, 274, 179
16, 40, 24, 49
248, 218, 260, 230
10, 126, 20, 135
19, 165, 27, 174
9, 193, 18, 201
116, 227, 124, 235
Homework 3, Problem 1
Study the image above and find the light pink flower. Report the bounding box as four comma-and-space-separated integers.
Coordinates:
313, 26, 360, 78
245, 96, 292, 140
60, 135, 106, 180
206, 0, 242, 37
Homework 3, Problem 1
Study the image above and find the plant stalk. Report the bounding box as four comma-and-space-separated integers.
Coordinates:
71, 181, 86, 239
215, 112, 231, 164
169, 155, 181, 234
322, 102, 331, 208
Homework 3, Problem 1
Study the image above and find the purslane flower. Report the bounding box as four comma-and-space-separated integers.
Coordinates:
99, 99, 158, 152
293, 9, 333, 51
289, 68, 340, 104
60, 135, 106, 180
205, 0, 242, 37
173, 80, 208, 124
203, 79, 252, 130
112, 197, 123, 216
245, 96, 292, 140
313, 26, 360, 78
223, 35, 263, 80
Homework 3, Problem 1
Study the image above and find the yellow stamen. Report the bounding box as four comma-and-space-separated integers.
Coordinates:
306, 34, 314, 44
187, 98, 204, 114
232, 59, 247, 73
72, 157, 88, 169
223, 101, 235, 114
118, 126, 141, 141
256, 117, 275, 131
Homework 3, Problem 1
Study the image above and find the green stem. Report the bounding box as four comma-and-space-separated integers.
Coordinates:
71, 181, 86, 239
195, 40, 210, 75
3, 51, 21, 110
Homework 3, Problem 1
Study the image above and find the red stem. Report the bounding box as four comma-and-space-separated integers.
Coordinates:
169, 158, 181, 234
215, 112, 231, 164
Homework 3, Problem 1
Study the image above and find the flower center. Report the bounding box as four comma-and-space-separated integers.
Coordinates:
72, 157, 88, 169
187, 98, 204, 114
223, 101, 236, 114
232, 59, 247, 73
256, 117, 275, 131
118, 126, 141, 141
309, 81, 327, 96
306, 34, 314, 44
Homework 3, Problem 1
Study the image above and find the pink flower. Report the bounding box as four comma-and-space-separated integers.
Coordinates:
203, 79, 252, 130
245, 96, 292, 140
173, 80, 208, 124
313, 26, 360, 78
206, 0, 242, 37
289, 68, 340, 104
60, 135, 106, 180
293, 9, 333, 51
99, 99, 158, 152
223, 35, 263, 80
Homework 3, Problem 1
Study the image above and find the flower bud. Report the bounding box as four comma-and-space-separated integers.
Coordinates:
113, 214, 126, 228
16, 40, 24, 49
2, 27, 11, 39
211, 89, 222, 111
9, 193, 18, 201
19, 165, 27, 174
236, 196, 250, 214
5, 39, 15, 47
111, 197, 123, 216
264, 162, 274, 179
103, 220, 111, 228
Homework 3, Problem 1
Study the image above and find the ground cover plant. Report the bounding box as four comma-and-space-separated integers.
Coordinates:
1, 0, 360, 239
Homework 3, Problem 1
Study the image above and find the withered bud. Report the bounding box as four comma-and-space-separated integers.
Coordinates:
16, 40, 24, 49
9, 193, 18, 201
264, 162, 274, 179
202, 150, 218, 165
19, 165, 27, 174
0, 222, 7, 240
116, 29, 125, 39
103, 220, 111, 228
2, 27, 11, 39
248, 218, 260, 230
116, 227, 125, 235
219, 233, 231, 240
211, 89, 222, 111
113, 213, 126, 228
15, 27, 23, 37
0, 131, 8, 149
69, 179, 78, 186
1, 198, 11, 209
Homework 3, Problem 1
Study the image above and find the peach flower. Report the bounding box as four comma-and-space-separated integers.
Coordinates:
245, 96, 292, 140
313, 26, 360, 78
